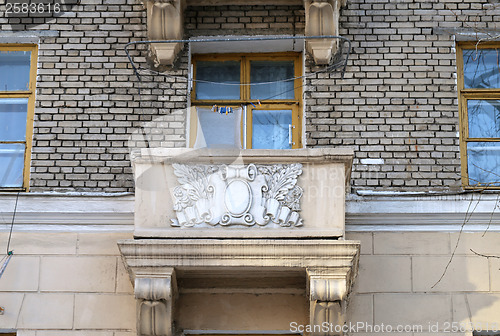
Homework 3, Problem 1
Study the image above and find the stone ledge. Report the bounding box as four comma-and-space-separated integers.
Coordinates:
118, 238, 360, 271
132, 147, 354, 168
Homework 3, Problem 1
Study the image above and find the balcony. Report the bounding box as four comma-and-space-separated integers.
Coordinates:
131, 148, 353, 238
119, 148, 360, 336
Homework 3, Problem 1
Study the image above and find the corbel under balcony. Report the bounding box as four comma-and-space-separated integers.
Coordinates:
141, 0, 347, 66
142, 0, 185, 66
305, 0, 348, 65
118, 239, 360, 336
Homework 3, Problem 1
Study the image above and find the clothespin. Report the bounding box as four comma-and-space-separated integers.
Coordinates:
257, 99, 262, 106
250, 102, 257, 108
212, 105, 217, 113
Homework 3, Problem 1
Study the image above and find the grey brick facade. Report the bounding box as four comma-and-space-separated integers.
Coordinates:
1, 0, 499, 192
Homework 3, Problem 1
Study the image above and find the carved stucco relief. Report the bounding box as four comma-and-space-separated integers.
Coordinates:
171, 163, 304, 228
135, 271, 177, 336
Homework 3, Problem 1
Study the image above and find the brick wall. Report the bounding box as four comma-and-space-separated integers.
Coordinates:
17, 0, 147, 191
185, 5, 305, 36
2, 0, 499, 192
306, 0, 500, 192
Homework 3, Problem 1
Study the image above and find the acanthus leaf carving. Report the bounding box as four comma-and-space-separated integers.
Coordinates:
170, 163, 304, 228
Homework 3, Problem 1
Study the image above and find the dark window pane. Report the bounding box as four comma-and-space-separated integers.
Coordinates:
467, 142, 500, 186
0, 98, 28, 141
0, 50, 31, 91
250, 60, 295, 100
0, 143, 25, 188
196, 61, 240, 100
463, 48, 500, 89
252, 109, 292, 149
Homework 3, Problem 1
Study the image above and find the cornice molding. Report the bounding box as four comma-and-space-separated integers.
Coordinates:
118, 239, 360, 271
1, 194, 499, 232
0, 194, 134, 230
346, 194, 500, 230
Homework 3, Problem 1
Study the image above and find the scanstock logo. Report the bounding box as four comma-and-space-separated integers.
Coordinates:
2, 0, 80, 29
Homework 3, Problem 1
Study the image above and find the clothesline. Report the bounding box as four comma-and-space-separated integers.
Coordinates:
211, 100, 262, 114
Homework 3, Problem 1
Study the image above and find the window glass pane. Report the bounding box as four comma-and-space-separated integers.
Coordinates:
0, 143, 25, 188
250, 60, 295, 100
252, 109, 292, 149
467, 142, 500, 187
468, 99, 500, 138
0, 50, 31, 91
463, 48, 500, 89
196, 61, 240, 100
194, 107, 242, 149
0, 98, 28, 141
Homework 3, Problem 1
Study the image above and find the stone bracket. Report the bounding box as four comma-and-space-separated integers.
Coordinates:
304, 0, 347, 65
140, 0, 348, 66
119, 239, 360, 336
307, 267, 354, 336
135, 269, 177, 336
143, 0, 185, 66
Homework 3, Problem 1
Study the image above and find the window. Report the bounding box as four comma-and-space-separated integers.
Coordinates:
190, 53, 302, 149
458, 42, 500, 188
0, 44, 37, 190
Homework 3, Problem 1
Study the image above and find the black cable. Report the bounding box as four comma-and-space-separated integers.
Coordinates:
6, 191, 20, 255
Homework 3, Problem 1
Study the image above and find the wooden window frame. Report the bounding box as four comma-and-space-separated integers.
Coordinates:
457, 42, 500, 189
190, 52, 303, 149
0, 44, 38, 191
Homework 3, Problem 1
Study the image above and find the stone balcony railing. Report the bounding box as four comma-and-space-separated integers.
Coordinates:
131, 147, 354, 238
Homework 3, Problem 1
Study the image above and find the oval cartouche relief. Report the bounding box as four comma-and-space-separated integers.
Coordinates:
224, 180, 252, 216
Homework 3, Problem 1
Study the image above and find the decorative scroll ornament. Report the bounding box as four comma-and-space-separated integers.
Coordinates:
135, 273, 177, 336
171, 163, 304, 227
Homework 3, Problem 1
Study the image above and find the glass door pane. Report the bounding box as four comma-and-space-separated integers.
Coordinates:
194, 107, 242, 149
252, 109, 292, 149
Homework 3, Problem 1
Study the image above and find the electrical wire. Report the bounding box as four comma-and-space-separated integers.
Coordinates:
133, 60, 347, 105
133, 58, 347, 87
124, 35, 352, 82
6, 191, 19, 255
0, 192, 18, 280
